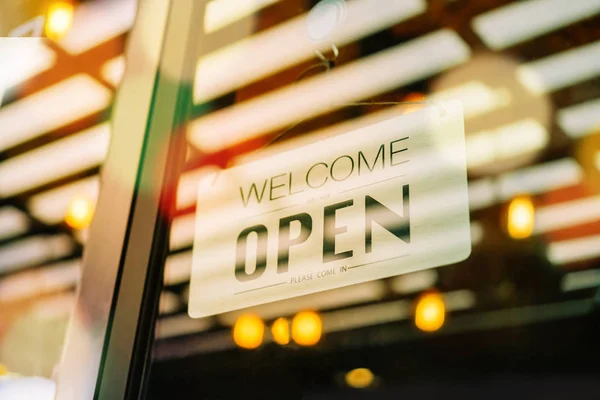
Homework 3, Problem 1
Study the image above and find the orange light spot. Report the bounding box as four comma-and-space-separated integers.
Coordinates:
415, 292, 445, 332
345, 368, 375, 389
271, 317, 290, 345
402, 92, 426, 113
291, 310, 322, 346
507, 195, 535, 239
65, 195, 95, 230
46, 1, 74, 41
233, 314, 264, 349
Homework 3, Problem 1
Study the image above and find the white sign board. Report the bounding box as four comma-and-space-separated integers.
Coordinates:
189, 101, 470, 318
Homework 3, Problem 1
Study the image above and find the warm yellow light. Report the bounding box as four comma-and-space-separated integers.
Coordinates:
507, 195, 535, 239
345, 368, 374, 389
291, 310, 322, 346
414, 292, 445, 332
65, 195, 95, 230
0, 364, 8, 376
271, 317, 290, 345
233, 314, 264, 349
402, 92, 426, 113
45, 1, 74, 41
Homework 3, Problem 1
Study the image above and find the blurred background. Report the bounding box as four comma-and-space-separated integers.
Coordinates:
1, 0, 600, 398
0, 0, 130, 379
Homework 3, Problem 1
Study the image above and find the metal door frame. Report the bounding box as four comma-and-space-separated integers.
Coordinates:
54, 0, 201, 398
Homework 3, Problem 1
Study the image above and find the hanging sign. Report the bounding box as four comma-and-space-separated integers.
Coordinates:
189, 101, 470, 317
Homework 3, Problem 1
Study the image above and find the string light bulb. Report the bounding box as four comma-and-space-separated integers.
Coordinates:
233, 314, 264, 349
402, 92, 426, 113
65, 195, 95, 230
45, 1, 74, 41
291, 310, 322, 346
414, 291, 445, 332
345, 368, 374, 389
271, 317, 290, 345
506, 195, 535, 239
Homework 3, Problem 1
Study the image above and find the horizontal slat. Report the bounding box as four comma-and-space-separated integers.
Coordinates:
517, 40, 600, 95
0, 235, 74, 275
0, 124, 109, 197
193, 0, 426, 103
0, 74, 112, 152
189, 29, 471, 152
472, 0, 600, 50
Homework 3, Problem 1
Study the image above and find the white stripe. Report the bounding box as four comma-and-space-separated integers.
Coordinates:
218, 281, 386, 325
0, 123, 109, 197
390, 269, 438, 294
498, 158, 582, 199
0, 38, 55, 92
0, 207, 29, 242
204, 0, 280, 33
156, 314, 213, 339
472, 0, 600, 50
561, 269, 600, 292
101, 55, 126, 87
557, 98, 600, 139
58, 0, 137, 54
535, 195, 600, 234
28, 176, 100, 225
189, 29, 470, 152
0, 235, 74, 274
170, 213, 197, 250
0, 259, 80, 303
517, 40, 600, 95
164, 251, 193, 286
0, 75, 111, 152
194, 0, 426, 103
548, 234, 600, 264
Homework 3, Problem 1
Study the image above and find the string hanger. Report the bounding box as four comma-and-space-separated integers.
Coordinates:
295, 44, 340, 82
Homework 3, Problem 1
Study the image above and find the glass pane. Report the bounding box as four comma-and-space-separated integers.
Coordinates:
149, 0, 600, 398
0, 0, 133, 397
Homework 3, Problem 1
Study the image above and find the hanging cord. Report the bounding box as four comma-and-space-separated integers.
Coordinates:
214, 45, 447, 179
295, 45, 339, 81
266, 44, 445, 147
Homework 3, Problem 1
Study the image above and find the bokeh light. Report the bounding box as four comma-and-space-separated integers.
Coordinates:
345, 368, 374, 389
414, 292, 445, 332
506, 195, 535, 239
233, 314, 264, 350
291, 310, 322, 346
64, 195, 95, 230
401, 92, 426, 114
45, 1, 74, 41
271, 317, 290, 345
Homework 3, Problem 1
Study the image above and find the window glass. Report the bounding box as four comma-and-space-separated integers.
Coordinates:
148, 1, 600, 398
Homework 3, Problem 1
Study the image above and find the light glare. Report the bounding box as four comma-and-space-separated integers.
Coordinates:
345, 368, 374, 389
507, 195, 535, 239
46, 2, 74, 40
414, 292, 445, 332
65, 195, 95, 230
271, 317, 290, 345
233, 314, 264, 349
291, 310, 322, 346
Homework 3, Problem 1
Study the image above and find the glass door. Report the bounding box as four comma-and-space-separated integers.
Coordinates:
59, 0, 600, 398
